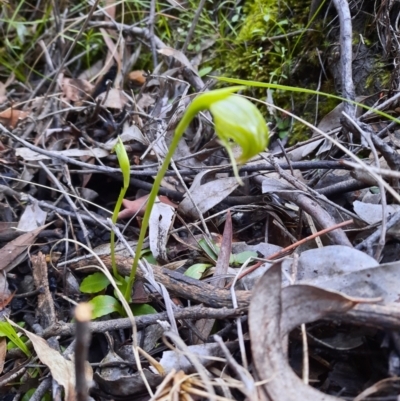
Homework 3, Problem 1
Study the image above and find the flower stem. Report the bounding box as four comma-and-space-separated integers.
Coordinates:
110, 187, 126, 280
124, 109, 195, 301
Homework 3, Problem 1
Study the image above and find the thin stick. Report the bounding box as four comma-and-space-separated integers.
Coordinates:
148, 0, 158, 68
181, 0, 207, 54
74, 303, 92, 401
301, 324, 309, 384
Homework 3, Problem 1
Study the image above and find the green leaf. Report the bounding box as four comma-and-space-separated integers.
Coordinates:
22, 389, 36, 401
89, 295, 124, 318
198, 66, 212, 77
141, 248, 157, 264
213, 76, 400, 125
80, 272, 110, 293
184, 263, 212, 279
22, 388, 50, 401
230, 251, 258, 265
0, 321, 30, 357
131, 304, 157, 316
198, 239, 218, 261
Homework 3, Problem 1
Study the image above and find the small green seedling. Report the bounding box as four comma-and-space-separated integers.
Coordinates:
0, 321, 30, 357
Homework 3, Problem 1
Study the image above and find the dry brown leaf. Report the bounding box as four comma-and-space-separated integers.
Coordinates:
0, 108, 29, 129
61, 77, 94, 103
78, 60, 103, 81
0, 224, 49, 273
128, 70, 146, 86
0, 75, 15, 105
178, 175, 239, 220
118, 195, 177, 219
97, 88, 129, 109
214, 210, 232, 288
158, 47, 197, 73
100, 28, 121, 71
31, 252, 56, 328
15, 147, 109, 161
8, 320, 92, 401
0, 222, 18, 241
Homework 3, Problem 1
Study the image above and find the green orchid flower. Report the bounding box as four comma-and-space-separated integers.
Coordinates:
189, 86, 269, 161
125, 86, 269, 300
211, 94, 269, 163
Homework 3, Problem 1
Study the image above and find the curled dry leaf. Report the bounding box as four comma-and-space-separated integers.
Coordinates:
0, 108, 29, 129
249, 263, 362, 401
0, 224, 48, 273
158, 47, 197, 73
60, 77, 94, 103
15, 147, 109, 161
118, 195, 177, 219
128, 70, 146, 86
179, 175, 239, 220
149, 198, 175, 262
8, 320, 92, 401
97, 88, 129, 109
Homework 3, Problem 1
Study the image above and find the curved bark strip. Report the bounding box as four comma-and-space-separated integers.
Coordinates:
249, 263, 357, 401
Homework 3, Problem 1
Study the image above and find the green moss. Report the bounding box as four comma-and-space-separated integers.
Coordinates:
205, 0, 387, 144
206, 0, 327, 142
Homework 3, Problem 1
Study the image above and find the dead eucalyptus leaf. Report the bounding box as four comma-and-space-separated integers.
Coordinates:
158, 47, 197, 73
179, 175, 239, 219
281, 245, 378, 284
353, 200, 400, 225
149, 197, 175, 262
97, 88, 129, 109
0, 224, 49, 273
95, 350, 162, 397
0, 108, 29, 129
17, 201, 47, 231
60, 77, 94, 102
15, 147, 109, 161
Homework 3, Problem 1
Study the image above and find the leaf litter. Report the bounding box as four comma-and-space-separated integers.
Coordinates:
2, 1, 400, 401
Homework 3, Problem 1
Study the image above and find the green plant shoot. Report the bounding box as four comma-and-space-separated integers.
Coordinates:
111, 137, 130, 279
0, 321, 30, 357
124, 86, 269, 300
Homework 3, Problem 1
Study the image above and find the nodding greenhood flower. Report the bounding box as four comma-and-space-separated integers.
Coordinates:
127, 86, 269, 299
210, 94, 268, 163
187, 86, 269, 183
